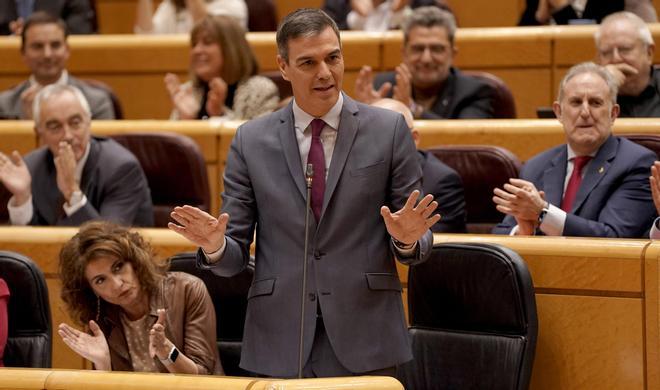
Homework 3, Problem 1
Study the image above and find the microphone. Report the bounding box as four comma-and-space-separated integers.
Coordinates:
298, 163, 314, 378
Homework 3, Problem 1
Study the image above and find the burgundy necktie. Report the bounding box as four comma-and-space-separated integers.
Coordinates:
561, 155, 592, 212
308, 119, 326, 221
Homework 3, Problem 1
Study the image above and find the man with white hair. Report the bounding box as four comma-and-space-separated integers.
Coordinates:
0, 84, 153, 226
596, 11, 660, 117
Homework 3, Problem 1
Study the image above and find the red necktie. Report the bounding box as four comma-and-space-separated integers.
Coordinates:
561, 155, 592, 212
308, 119, 326, 221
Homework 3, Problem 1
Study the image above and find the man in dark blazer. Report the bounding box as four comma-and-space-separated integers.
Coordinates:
492, 62, 655, 238
169, 8, 438, 378
0, 84, 152, 227
353, 6, 496, 119
0, 12, 113, 120
372, 98, 466, 233
0, 0, 95, 35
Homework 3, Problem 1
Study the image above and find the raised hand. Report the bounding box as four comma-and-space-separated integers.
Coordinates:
354, 65, 391, 104
164, 73, 198, 119
205, 77, 228, 117
58, 320, 111, 370
493, 178, 546, 235
149, 309, 172, 359
0, 151, 32, 206
169, 205, 229, 254
650, 161, 660, 216
381, 190, 440, 245
54, 142, 80, 202
392, 63, 413, 108
350, 0, 373, 16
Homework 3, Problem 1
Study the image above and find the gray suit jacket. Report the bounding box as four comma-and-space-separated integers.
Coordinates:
198, 94, 433, 376
25, 136, 153, 227
0, 76, 115, 120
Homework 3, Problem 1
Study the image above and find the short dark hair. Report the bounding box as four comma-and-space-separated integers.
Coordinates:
21, 11, 68, 52
276, 8, 340, 63
403, 6, 456, 46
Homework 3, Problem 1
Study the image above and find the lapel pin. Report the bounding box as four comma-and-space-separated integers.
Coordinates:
598, 167, 604, 174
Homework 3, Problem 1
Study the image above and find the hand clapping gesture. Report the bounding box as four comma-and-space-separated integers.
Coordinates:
0, 151, 32, 206
149, 309, 173, 360
381, 190, 440, 246
58, 320, 111, 370
164, 73, 199, 120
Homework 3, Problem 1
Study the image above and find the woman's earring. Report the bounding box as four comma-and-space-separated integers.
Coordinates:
96, 296, 101, 323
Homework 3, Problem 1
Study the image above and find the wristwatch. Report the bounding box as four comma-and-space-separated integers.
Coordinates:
159, 345, 179, 366
392, 237, 415, 250
537, 202, 550, 225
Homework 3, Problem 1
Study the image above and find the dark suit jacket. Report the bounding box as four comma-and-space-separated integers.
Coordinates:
0, 76, 115, 120
518, 0, 624, 25
419, 150, 467, 233
197, 95, 433, 377
374, 67, 496, 119
492, 136, 656, 238
24, 136, 153, 227
0, 0, 95, 35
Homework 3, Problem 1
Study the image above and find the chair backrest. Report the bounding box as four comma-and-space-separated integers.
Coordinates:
426, 145, 522, 233
620, 134, 660, 159
109, 132, 210, 227
81, 78, 124, 119
462, 70, 517, 118
261, 70, 293, 100
245, 0, 278, 31
0, 185, 10, 225
168, 252, 254, 377
0, 251, 52, 368
399, 243, 538, 390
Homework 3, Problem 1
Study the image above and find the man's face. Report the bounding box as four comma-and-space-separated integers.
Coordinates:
277, 26, 344, 117
553, 72, 619, 156
403, 26, 455, 89
22, 23, 70, 85
597, 19, 654, 95
35, 91, 91, 162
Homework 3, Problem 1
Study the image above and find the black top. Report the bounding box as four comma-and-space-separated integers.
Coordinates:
617, 67, 660, 118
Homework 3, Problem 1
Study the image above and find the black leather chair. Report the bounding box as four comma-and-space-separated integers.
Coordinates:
0, 251, 52, 367
621, 134, 660, 159
427, 145, 522, 234
398, 243, 538, 390
82, 78, 124, 119
110, 132, 210, 227
463, 70, 517, 119
168, 252, 254, 376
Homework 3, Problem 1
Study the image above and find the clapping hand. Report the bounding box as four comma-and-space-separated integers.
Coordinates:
0, 151, 31, 206
58, 320, 111, 370
149, 309, 172, 360
164, 73, 198, 119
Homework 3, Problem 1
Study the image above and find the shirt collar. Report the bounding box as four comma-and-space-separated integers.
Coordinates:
566, 144, 597, 161
29, 70, 68, 88
292, 92, 343, 133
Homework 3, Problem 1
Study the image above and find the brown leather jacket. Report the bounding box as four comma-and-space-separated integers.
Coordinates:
99, 272, 223, 374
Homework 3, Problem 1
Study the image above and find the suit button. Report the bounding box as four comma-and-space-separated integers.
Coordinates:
314, 251, 323, 260
308, 293, 316, 301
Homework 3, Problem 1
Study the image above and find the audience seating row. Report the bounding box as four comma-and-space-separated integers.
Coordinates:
1, 227, 658, 389
1, 118, 659, 229
0, 367, 404, 389
2, 25, 660, 118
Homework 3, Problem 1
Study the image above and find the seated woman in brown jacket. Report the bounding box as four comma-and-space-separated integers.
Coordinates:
57, 221, 223, 374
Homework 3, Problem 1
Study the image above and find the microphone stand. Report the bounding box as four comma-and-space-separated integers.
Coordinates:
298, 163, 314, 378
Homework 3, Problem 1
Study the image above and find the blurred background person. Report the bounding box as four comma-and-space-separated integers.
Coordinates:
323, 0, 453, 30
58, 221, 223, 374
135, 0, 247, 34
165, 15, 279, 120
0, 0, 96, 35
519, 0, 655, 25
372, 98, 466, 233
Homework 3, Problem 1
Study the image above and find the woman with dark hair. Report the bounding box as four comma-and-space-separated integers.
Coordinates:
57, 221, 222, 374
165, 15, 279, 120
135, 0, 247, 33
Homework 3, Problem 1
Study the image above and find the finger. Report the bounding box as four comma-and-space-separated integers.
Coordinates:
402, 190, 421, 211
421, 201, 438, 218
425, 213, 442, 227
156, 308, 166, 326
174, 205, 214, 221
412, 194, 434, 212
380, 205, 394, 224
377, 82, 392, 97
88, 320, 102, 336
495, 204, 513, 214
10, 150, 23, 166
494, 187, 516, 200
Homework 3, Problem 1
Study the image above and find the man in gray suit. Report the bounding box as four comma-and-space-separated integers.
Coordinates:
169, 8, 439, 378
0, 84, 152, 226
0, 12, 114, 120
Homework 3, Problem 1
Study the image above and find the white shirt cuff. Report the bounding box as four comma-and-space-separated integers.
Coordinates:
7, 195, 33, 225
63, 194, 88, 216
202, 236, 227, 264
538, 203, 566, 236
650, 217, 660, 239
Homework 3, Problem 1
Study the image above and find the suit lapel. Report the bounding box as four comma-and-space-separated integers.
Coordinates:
37, 150, 64, 225
80, 137, 100, 193
278, 103, 307, 201
543, 146, 568, 207
321, 95, 359, 221
572, 136, 617, 213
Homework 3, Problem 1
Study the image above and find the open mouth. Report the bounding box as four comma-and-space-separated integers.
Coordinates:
314, 85, 334, 92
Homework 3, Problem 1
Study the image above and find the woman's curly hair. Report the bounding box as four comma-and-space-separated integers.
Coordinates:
59, 221, 168, 327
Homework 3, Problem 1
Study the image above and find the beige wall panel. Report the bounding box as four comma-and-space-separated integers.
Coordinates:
207, 164, 219, 215
446, 0, 520, 27
274, 0, 323, 21
47, 279, 86, 369
644, 244, 660, 390
485, 68, 551, 119
530, 294, 644, 390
